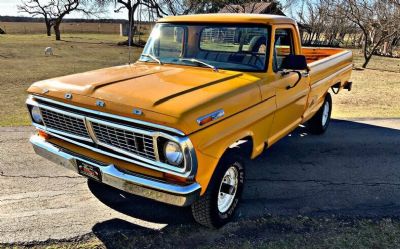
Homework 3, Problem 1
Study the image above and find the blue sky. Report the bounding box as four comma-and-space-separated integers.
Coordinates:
0, 0, 299, 20
0, 0, 128, 19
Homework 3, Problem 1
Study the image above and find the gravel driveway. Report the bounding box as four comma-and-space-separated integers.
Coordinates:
1, 119, 399, 244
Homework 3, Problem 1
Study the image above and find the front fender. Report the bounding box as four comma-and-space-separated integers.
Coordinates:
189, 98, 275, 194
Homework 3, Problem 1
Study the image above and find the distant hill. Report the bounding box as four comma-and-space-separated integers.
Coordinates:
0, 15, 128, 24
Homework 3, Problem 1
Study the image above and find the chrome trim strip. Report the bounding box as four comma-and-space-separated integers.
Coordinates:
87, 117, 154, 136
30, 135, 201, 206
45, 127, 93, 143
85, 119, 99, 144
32, 95, 186, 136
40, 103, 86, 120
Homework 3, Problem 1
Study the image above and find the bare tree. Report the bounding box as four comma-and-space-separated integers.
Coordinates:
51, 0, 105, 40
296, 0, 356, 47
163, 0, 279, 14
18, 0, 55, 36
94, 0, 169, 45
18, 0, 104, 40
335, 0, 400, 68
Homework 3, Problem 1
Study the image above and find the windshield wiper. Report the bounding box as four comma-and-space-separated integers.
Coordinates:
141, 53, 163, 65
179, 58, 218, 72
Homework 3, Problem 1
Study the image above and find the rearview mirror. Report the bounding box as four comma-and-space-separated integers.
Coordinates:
281, 55, 308, 71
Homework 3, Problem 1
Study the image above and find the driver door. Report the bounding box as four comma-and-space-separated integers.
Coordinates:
268, 27, 310, 144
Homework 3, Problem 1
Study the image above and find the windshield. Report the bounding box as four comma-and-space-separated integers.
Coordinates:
139, 23, 270, 72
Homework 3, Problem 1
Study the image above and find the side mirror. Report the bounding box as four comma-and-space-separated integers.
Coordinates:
281, 55, 309, 71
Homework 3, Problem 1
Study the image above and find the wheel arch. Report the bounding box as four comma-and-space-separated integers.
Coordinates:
220, 135, 255, 161
193, 132, 258, 196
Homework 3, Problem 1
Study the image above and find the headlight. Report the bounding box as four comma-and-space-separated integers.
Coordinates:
31, 106, 43, 124
164, 141, 184, 166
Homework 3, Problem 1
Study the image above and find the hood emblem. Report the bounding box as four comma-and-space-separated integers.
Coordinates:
133, 108, 143, 115
65, 93, 72, 99
96, 100, 105, 107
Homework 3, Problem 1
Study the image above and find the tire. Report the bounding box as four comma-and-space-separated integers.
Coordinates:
307, 93, 332, 135
191, 155, 245, 228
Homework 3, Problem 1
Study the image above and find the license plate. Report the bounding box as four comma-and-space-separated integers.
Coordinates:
77, 160, 102, 182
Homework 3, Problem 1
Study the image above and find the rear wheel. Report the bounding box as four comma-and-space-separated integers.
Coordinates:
191, 155, 245, 228
307, 93, 332, 134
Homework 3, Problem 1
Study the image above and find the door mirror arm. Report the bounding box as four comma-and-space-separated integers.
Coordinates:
280, 68, 310, 90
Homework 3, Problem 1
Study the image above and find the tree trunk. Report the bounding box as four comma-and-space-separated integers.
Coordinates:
45, 22, 52, 36
362, 55, 372, 68
54, 22, 61, 41
128, 7, 135, 45
362, 30, 370, 68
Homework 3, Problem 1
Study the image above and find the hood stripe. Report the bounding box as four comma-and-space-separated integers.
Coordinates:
88, 68, 171, 93
153, 73, 243, 106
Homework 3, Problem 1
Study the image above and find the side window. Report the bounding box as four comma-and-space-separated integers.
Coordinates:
273, 29, 294, 71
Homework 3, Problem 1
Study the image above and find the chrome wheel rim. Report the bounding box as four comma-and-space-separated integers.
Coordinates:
322, 101, 330, 126
217, 166, 239, 213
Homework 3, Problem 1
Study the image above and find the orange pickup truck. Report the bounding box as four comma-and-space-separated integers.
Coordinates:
26, 14, 352, 228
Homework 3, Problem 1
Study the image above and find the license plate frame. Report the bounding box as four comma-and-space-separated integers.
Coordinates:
76, 160, 102, 182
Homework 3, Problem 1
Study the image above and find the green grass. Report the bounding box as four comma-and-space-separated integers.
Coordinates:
3, 216, 400, 249
0, 34, 141, 126
332, 49, 400, 119
0, 34, 399, 126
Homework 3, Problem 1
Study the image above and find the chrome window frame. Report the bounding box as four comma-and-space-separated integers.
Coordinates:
26, 95, 197, 178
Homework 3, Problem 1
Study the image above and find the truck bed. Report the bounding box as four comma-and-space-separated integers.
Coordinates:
301, 47, 353, 122
303, 47, 346, 64
304, 47, 353, 83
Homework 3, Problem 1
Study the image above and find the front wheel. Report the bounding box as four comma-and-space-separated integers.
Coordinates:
191, 156, 245, 228
307, 93, 332, 134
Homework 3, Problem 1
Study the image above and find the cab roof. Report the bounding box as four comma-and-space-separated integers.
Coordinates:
158, 14, 296, 25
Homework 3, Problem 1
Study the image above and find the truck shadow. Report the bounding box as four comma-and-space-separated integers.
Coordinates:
88, 119, 400, 243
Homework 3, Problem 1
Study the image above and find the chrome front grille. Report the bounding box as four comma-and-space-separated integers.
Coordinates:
38, 105, 157, 161
90, 121, 157, 160
41, 108, 90, 139
27, 95, 195, 177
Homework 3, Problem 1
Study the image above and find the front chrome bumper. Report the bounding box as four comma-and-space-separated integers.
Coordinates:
30, 135, 201, 207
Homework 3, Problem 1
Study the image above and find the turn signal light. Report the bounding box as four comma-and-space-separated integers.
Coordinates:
163, 172, 189, 184
38, 130, 51, 139
198, 116, 214, 126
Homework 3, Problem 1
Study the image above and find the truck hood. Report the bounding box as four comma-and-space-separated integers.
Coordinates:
28, 63, 262, 134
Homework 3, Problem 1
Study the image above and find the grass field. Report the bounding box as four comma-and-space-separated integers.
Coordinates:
332, 49, 400, 119
0, 22, 122, 34
0, 34, 142, 126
